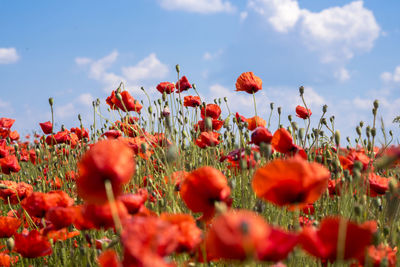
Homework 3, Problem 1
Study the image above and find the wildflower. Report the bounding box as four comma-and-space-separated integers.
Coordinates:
0, 155, 20, 174
81, 201, 129, 230
184, 95, 201, 107
200, 104, 221, 120
106, 90, 142, 113
0, 216, 21, 238
0, 118, 15, 129
246, 116, 266, 131
195, 132, 220, 148
98, 250, 121, 267
39, 121, 53, 134
252, 157, 330, 209
117, 188, 148, 214
299, 217, 377, 262
250, 127, 273, 146
156, 82, 175, 94
257, 227, 299, 262
195, 119, 224, 132
176, 76, 192, 93
70, 127, 89, 140
295, 106, 312, 119
76, 139, 135, 204
45, 206, 76, 230
235, 72, 262, 94
14, 230, 52, 258
0, 181, 33, 204
180, 166, 231, 221
360, 244, 397, 267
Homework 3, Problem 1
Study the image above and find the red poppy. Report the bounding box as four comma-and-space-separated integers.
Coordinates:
200, 104, 221, 119
21, 190, 74, 218
106, 90, 142, 113
70, 127, 89, 140
176, 76, 192, 93
0, 181, 33, 204
77, 139, 136, 204
0, 118, 15, 129
235, 72, 262, 94
98, 249, 121, 267
121, 216, 179, 267
0, 253, 10, 267
160, 213, 202, 253
184, 95, 201, 107
164, 171, 189, 191
102, 130, 122, 139
14, 230, 52, 258
195, 119, 224, 132
45, 206, 76, 230
0, 216, 21, 237
271, 128, 294, 154
39, 121, 53, 134
295, 105, 312, 119
252, 157, 330, 209
0, 155, 20, 175
195, 131, 220, 148
299, 217, 377, 262
250, 127, 273, 146
246, 116, 266, 131
156, 82, 175, 94
236, 112, 247, 123
117, 188, 148, 214
256, 227, 299, 262
360, 244, 397, 267
206, 210, 270, 261
180, 166, 231, 221
368, 173, 389, 197
45, 130, 79, 147
45, 228, 80, 241
220, 147, 260, 170
82, 201, 129, 230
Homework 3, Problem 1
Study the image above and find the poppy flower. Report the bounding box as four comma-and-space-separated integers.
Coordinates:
0, 253, 10, 267
106, 90, 143, 113
0, 118, 15, 129
236, 112, 247, 123
271, 128, 294, 154
235, 72, 262, 94
221, 147, 260, 170
77, 139, 136, 204
200, 104, 221, 119
156, 82, 175, 94
246, 116, 266, 131
295, 106, 312, 119
160, 213, 202, 253
250, 127, 273, 146
164, 170, 189, 191
21, 190, 74, 218
256, 227, 299, 262
206, 210, 270, 261
39, 121, 53, 135
184, 95, 201, 107
45, 228, 80, 242
176, 76, 192, 93
195, 119, 223, 132
299, 217, 377, 262
45, 206, 76, 230
70, 127, 89, 140
82, 201, 129, 230
195, 132, 220, 148
252, 157, 330, 209
360, 244, 397, 267
117, 188, 148, 214
98, 249, 121, 267
102, 130, 122, 139
121, 216, 179, 267
0, 216, 21, 237
0, 181, 33, 204
180, 166, 231, 221
0, 155, 20, 175
14, 230, 52, 258
367, 173, 389, 197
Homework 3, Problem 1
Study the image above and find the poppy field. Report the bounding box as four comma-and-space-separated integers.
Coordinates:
0, 67, 399, 267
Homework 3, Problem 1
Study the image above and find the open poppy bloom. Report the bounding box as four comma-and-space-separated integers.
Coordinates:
250, 127, 273, 146
76, 139, 136, 204
156, 82, 175, 94
180, 166, 231, 221
117, 188, 148, 214
39, 121, 53, 134
299, 217, 377, 262
82, 200, 129, 230
367, 173, 389, 197
0, 155, 21, 174
176, 76, 192, 93
246, 116, 266, 131
252, 157, 330, 210
184, 95, 201, 107
360, 244, 397, 267
98, 249, 121, 267
0, 180, 33, 204
0, 118, 15, 129
295, 105, 312, 119
206, 210, 270, 261
70, 127, 89, 140
195, 119, 224, 132
235, 72, 262, 94
14, 230, 52, 258
195, 132, 220, 148
106, 90, 142, 113
0, 216, 21, 237
45, 206, 76, 230
201, 104, 221, 120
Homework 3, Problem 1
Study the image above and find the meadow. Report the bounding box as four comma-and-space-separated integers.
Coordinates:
0, 67, 398, 267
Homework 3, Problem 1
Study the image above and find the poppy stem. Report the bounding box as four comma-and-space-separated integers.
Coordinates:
336, 217, 347, 262
104, 180, 123, 235
252, 92, 258, 126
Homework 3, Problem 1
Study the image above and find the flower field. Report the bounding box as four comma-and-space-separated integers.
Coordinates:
0, 68, 399, 267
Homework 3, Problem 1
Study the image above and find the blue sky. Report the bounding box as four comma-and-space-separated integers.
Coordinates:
0, 0, 399, 143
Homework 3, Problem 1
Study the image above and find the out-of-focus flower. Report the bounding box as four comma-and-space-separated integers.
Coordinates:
14, 230, 52, 258
250, 127, 273, 146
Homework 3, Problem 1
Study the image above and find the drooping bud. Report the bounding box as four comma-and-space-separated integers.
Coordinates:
299, 86, 305, 96
270, 102, 274, 110
322, 105, 328, 113
48, 97, 54, 106
162, 106, 170, 117
277, 107, 282, 115
334, 130, 340, 147
175, 64, 180, 73
373, 99, 379, 109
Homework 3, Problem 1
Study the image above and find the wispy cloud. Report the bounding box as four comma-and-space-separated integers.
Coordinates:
158, 0, 236, 14
0, 47, 20, 64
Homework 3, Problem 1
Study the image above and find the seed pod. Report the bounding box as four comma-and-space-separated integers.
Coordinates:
299, 86, 305, 95
48, 97, 54, 106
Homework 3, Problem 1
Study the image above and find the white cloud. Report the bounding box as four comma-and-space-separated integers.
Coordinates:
0, 48, 19, 64
158, 0, 235, 14
75, 51, 169, 92
381, 66, 400, 83
203, 49, 223, 61
334, 67, 351, 82
55, 93, 94, 120
248, 1, 380, 64
240, 11, 248, 22
121, 53, 169, 82
248, 0, 301, 33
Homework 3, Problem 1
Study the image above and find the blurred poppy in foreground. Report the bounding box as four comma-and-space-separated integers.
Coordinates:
180, 166, 231, 221
0, 216, 21, 237
0, 181, 33, 204
250, 127, 273, 146
252, 157, 330, 209
0, 155, 21, 174
14, 230, 52, 258
98, 249, 121, 267
299, 217, 377, 262
77, 139, 135, 204
235, 72, 262, 94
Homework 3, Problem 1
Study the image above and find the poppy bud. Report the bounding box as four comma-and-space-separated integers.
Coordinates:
354, 204, 362, 216
277, 107, 282, 115
299, 128, 305, 140
330, 116, 335, 123
291, 122, 298, 131
389, 130, 393, 137
356, 126, 362, 136
162, 106, 170, 117
116, 93, 122, 102
366, 126, 371, 138
373, 99, 379, 109
205, 117, 213, 131
270, 102, 274, 110
299, 86, 305, 95
162, 92, 167, 101
148, 106, 153, 114
334, 130, 340, 147
322, 105, 328, 113
320, 118, 327, 125
48, 97, 54, 106
223, 97, 228, 102
175, 64, 180, 73
346, 136, 351, 143
78, 114, 82, 121
192, 83, 196, 90
6, 237, 14, 251
288, 115, 292, 122
96, 98, 100, 106
371, 127, 376, 137
223, 117, 230, 129
166, 145, 178, 163
372, 108, 377, 116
